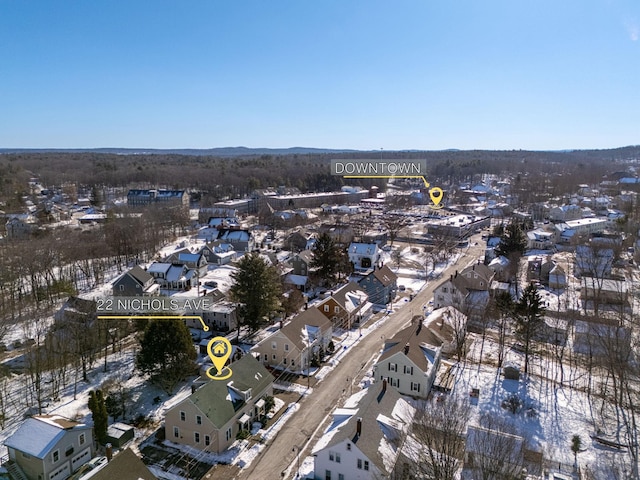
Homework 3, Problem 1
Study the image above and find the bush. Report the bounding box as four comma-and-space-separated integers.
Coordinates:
236, 429, 250, 440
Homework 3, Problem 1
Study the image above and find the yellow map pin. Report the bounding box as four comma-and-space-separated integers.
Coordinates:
206, 336, 233, 380
429, 187, 444, 207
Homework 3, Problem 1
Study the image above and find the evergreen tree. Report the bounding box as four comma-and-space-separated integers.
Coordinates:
136, 319, 197, 393
230, 253, 282, 337
495, 220, 527, 258
310, 233, 341, 286
514, 283, 545, 375
88, 389, 108, 444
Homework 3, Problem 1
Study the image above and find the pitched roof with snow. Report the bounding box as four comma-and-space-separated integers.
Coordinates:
370, 265, 398, 287
377, 321, 441, 373
5, 416, 88, 459
279, 308, 332, 351
312, 381, 414, 475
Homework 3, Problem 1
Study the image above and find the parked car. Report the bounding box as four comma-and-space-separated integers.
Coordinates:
69, 456, 108, 480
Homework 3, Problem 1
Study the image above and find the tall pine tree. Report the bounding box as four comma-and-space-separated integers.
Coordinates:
310, 233, 351, 286
230, 253, 282, 337
514, 283, 545, 375
88, 389, 108, 444
136, 319, 197, 393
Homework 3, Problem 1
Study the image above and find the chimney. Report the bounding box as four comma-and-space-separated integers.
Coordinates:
404, 343, 410, 354
105, 443, 113, 462
356, 417, 362, 436
382, 378, 387, 392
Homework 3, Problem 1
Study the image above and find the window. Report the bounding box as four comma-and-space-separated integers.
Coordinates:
443, 287, 448, 293
283, 358, 287, 364
196, 415, 202, 425
272, 354, 276, 360
388, 362, 397, 372
195, 432, 200, 443
334, 306, 340, 313
65, 445, 74, 457
119, 284, 124, 291
284, 343, 289, 351
339, 475, 344, 480
79, 433, 85, 445
272, 341, 277, 349
324, 305, 329, 312
174, 427, 179, 438
291, 359, 295, 366
335, 453, 341, 463
346, 443, 351, 451
329, 452, 334, 461
325, 470, 332, 480
357, 459, 363, 469
52, 450, 60, 463
226, 427, 232, 441
364, 460, 369, 471
404, 365, 413, 375
264, 354, 267, 361
180, 411, 186, 421
205, 435, 211, 446
411, 382, 421, 392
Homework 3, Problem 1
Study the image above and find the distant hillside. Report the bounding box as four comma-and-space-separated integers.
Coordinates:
0, 146, 360, 157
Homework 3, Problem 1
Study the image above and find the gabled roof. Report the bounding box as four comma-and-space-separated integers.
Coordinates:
90, 448, 157, 480
217, 229, 251, 242
295, 250, 314, 265
165, 265, 189, 283
313, 381, 414, 475
461, 263, 494, 284
147, 262, 172, 275
177, 252, 206, 264
323, 282, 369, 311
185, 355, 274, 429
348, 242, 379, 255
279, 308, 332, 351
377, 321, 440, 373
366, 265, 398, 287
5, 416, 87, 459
124, 265, 153, 286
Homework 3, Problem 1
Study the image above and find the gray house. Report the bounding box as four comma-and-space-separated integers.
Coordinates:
112, 266, 158, 296
358, 265, 398, 305
4, 415, 94, 480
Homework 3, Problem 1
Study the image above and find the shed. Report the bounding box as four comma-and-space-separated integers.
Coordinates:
106, 423, 135, 448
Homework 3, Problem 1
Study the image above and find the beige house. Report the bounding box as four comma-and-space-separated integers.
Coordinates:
164, 355, 274, 454
373, 320, 441, 399
251, 308, 332, 372
433, 263, 494, 320
4, 415, 94, 480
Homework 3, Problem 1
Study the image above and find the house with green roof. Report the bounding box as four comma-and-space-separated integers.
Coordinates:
164, 354, 274, 453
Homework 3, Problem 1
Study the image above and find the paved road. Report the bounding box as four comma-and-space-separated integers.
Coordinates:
237, 240, 485, 480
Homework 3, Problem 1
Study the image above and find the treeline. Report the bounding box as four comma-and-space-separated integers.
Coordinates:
0, 205, 190, 343
2, 147, 639, 208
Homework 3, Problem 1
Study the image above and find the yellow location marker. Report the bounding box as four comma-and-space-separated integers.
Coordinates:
429, 187, 444, 208
206, 336, 233, 380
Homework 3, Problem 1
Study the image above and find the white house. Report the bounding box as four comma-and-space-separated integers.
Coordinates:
312, 381, 415, 480
347, 242, 380, 270
373, 321, 441, 399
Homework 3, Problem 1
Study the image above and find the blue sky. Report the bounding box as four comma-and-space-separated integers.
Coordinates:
1, 1, 639, 150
